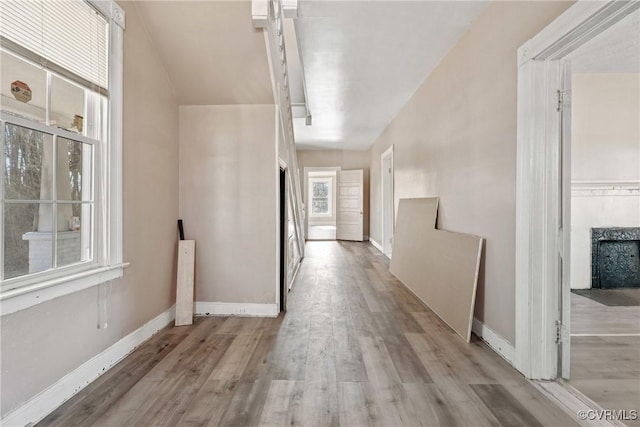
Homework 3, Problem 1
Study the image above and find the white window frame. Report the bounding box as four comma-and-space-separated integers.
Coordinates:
0, 0, 126, 316
309, 176, 333, 218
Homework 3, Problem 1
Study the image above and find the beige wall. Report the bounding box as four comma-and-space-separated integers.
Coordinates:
369, 1, 573, 344
297, 149, 370, 237
179, 105, 277, 304
572, 74, 640, 182
0, 2, 180, 416
570, 73, 640, 289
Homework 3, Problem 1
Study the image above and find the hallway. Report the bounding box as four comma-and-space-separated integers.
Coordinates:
40, 242, 576, 426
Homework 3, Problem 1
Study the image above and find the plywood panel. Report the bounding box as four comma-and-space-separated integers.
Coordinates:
389, 198, 483, 342
175, 240, 196, 326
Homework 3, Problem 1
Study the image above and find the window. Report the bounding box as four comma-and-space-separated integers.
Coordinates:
312, 182, 329, 214
309, 177, 333, 217
0, 0, 125, 311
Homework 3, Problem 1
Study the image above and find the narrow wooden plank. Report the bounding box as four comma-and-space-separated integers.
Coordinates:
218, 378, 272, 426
405, 332, 455, 378
215, 316, 267, 336
176, 240, 196, 326
338, 381, 377, 426
470, 384, 544, 427
358, 335, 402, 388
241, 333, 278, 381
433, 377, 501, 427
301, 380, 339, 427
403, 383, 443, 427
332, 313, 368, 382
174, 380, 237, 427
208, 334, 262, 381
374, 312, 433, 384
257, 380, 304, 426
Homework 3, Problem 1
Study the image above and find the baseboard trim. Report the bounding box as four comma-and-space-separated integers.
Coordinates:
1, 305, 176, 426
369, 237, 383, 253
532, 380, 626, 427
471, 317, 515, 366
194, 302, 278, 317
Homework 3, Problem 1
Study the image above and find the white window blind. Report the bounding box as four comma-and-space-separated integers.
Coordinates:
0, 0, 108, 90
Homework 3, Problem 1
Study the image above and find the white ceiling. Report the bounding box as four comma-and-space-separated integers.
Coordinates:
134, 1, 274, 105
292, 1, 488, 150
569, 8, 640, 74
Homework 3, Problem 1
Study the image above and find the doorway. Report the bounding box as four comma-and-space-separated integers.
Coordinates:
304, 167, 340, 240
381, 145, 394, 257
515, 0, 640, 385
279, 167, 287, 312
564, 9, 640, 413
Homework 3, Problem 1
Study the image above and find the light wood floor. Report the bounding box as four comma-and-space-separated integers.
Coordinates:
570, 292, 640, 425
307, 225, 336, 240
40, 241, 578, 427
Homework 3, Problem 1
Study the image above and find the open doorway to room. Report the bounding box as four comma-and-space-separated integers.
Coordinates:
304, 168, 339, 240
279, 167, 288, 312
564, 9, 640, 414
515, 1, 640, 414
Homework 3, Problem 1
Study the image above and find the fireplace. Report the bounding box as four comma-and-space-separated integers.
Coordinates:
591, 227, 640, 289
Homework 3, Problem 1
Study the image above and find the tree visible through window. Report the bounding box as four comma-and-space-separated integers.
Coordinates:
312, 182, 329, 215
1, 0, 108, 287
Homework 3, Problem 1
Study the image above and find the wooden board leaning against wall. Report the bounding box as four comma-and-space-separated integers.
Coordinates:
389, 198, 483, 342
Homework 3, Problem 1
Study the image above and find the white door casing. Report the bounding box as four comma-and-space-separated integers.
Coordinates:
382, 146, 394, 257
560, 60, 572, 379
337, 169, 364, 241
303, 166, 341, 239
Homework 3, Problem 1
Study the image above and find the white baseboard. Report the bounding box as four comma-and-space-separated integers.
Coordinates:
369, 237, 383, 253
194, 302, 278, 317
472, 317, 515, 365
532, 380, 626, 427
1, 305, 176, 427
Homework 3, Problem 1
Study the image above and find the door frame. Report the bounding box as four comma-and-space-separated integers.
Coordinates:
303, 166, 341, 239
277, 160, 288, 313
381, 145, 394, 257
514, 0, 639, 380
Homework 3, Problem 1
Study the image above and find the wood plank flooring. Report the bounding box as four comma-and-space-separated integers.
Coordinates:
40, 241, 578, 427
570, 292, 640, 425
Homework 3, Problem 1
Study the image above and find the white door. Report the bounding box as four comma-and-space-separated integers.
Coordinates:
337, 169, 364, 241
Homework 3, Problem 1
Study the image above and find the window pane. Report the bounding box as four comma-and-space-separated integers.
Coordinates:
0, 50, 47, 122
57, 138, 91, 201
51, 76, 85, 133
3, 123, 53, 201
313, 182, 328, 198
4, 202, 52, 279
312, 198, 328, 214
56, 203, 91, 267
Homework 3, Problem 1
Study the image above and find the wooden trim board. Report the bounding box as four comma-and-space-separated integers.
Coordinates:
175, 240, 195, 326
389, 198, 483, 342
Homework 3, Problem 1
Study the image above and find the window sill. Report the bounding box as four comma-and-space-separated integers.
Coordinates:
0, 263, 129, 316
